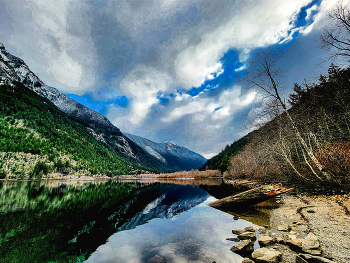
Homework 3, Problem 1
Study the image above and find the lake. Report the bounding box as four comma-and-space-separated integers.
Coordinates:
0, 179, 277, 263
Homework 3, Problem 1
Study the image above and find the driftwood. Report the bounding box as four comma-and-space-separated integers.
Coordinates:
208, 183, 293, 209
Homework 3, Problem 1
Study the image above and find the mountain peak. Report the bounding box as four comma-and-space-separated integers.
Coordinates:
0, 42, 5, 50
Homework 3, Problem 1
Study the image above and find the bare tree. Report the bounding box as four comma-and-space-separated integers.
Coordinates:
319, 0, 350, 61
245, 49, 333, 182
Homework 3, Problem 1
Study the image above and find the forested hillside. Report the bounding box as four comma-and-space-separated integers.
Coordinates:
0, 81, 157, 179
201, 65, 350, 187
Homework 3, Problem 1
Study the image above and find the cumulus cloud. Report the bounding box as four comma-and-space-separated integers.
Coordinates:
164, 88, 255, 123
119, 65, 175, 125
1, 0, 96, 93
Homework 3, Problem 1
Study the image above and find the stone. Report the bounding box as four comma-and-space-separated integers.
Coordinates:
307, 209, 316, 213
302, 232, 322, 255
287, 234, 297, 240
258, 227, 267, 234
264, 225, 270, 228
232, 229, 246, 235
276, 237, 285, 244
277, 224, 291, 232
297, 254, 336, 263
242, 258, 255, 263
230, 240, 254, 253
233, 216, 240, 220
286, 238, 304, 252
226, 237, 240, 242
251, 248, 282, 263
258, 235, 275, 247
238, 231, 257, 241
147, 255, 163, 263
244, 226, 255, 232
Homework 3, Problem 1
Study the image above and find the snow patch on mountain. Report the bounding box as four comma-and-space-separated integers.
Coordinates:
123, 133, 207, 171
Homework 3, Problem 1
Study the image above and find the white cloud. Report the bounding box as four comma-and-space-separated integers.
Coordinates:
172, 0, 313, 89
163, 87, 255, 123
5, 0, 96, 94
119, 65, 175, 125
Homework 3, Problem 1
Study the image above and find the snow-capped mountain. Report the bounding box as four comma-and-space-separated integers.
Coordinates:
124, 133, 207, 171
0, 42, 205, 172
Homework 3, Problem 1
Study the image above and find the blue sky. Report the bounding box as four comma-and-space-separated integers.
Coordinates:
0, 0, 343, 158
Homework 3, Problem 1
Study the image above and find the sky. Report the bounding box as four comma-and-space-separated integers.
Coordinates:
0, 0, 346, 159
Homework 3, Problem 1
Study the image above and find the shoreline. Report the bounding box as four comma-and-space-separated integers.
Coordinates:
262, 192, 350, 263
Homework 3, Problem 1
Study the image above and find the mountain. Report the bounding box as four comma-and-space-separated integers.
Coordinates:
199, 65, 350, 187
0, 42, 205, 177
124, 133, 207, 171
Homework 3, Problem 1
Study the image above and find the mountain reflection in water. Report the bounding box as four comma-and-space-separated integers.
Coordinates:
0, 179, 276, 263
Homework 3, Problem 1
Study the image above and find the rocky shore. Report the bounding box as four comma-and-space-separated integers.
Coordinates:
227, 193, 350, 263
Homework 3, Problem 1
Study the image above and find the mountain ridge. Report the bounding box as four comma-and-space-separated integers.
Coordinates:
124, 133, 207, 171
0, 42, 205, 174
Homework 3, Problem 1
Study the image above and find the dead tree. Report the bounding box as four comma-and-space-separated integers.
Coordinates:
319, 0, 350, 61
245, 49, 332, 182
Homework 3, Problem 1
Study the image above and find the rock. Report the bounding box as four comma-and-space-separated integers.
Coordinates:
251, 248, 282, 263
232, 229, 246, 235
258, 235, 275, 247
276, 237, 285, 244
233, 216, 240, 220
245, 226, 255, 232
226, 237, 240, 242
238, 231, 257, 240
307, 209, 316, 213
242, 258, 255, 263
297, 254, 336, 263
287, 234, 297, 240
277, 224, 291, 232
147, 255, 163, 263
258, 227, 267, 234
286, 238, 304, 252
264, 225, 270, 228
302, 232, 322, 255
230, 240, 254, 253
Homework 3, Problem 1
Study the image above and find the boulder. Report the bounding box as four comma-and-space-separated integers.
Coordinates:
302, 233, 322, 255
230, 240, 254, 253
277, 224, 291, 232
296, 254, 335, 263
238, 231, 257, 240
258, 235, 275, 247
233, 229, 246, 235
286, 238, 304, 252
251, 248, 282, 263
242, 258, 255, 263
245, 226, 256, 232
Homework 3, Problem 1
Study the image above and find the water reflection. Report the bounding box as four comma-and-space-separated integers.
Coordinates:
0, 179, 277, 263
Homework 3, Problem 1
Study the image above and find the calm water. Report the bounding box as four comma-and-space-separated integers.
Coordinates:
0, 179, 276, 263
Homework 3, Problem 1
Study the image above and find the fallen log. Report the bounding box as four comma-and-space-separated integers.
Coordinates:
208, 183, 293, 209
